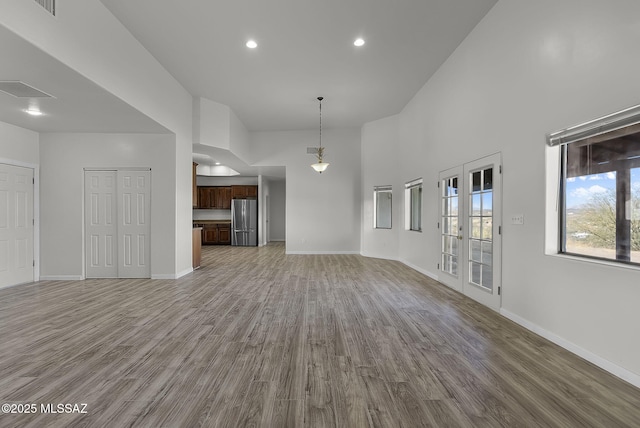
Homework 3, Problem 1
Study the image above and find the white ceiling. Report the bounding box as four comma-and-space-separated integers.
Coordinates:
0, 24, 168, 134
1, 1, 496, 178
99, 0, 497, 132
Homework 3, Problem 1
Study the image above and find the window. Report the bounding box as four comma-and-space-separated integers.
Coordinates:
549, 105, 640, 265
405, 179, 422, 232
373, 186, 392, 229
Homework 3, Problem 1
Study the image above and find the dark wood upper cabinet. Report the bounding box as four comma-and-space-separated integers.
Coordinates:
196, 186, 233, 209
231, 185, 258, 199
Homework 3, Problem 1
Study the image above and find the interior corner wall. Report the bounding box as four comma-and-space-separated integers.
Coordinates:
39, 133, 176, 279
362, 0, 640, 381
250, 129, 361, 253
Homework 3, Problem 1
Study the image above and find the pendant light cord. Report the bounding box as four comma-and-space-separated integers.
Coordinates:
318, 96, 323, 150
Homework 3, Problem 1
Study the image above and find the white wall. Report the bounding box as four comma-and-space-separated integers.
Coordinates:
362, 0, 640, 383
229, 109, 251, 164
251, 129, 361, 253
0, 121, 39, 165
193, 97, 230, 149
269, 180, 286, 242
1, 0, 193, 278
39, 133, 176, 279
361, 115, 400, 261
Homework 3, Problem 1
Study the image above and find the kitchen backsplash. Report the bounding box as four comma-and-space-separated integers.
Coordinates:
193, 209, 231, 221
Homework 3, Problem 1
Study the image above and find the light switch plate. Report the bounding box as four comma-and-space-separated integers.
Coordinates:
511, 214, 524, 225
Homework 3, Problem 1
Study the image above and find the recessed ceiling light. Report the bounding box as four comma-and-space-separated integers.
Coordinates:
25, 108, 43, 116
246, 40, 258, 49
354, 38, 365, 47
215, 162, 221, 165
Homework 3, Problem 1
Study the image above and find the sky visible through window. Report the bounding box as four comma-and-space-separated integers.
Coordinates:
566, 172, 617, 209
566, 169, 640, 209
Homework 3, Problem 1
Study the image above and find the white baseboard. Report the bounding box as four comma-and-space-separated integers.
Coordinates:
286, 250, 360, 255
501, 309, 640, 389
269, 239, 286, 242
152, 267, 193, 280
39, 275, 84, 281
399, 259, 439, 281
360, 252, 400, 262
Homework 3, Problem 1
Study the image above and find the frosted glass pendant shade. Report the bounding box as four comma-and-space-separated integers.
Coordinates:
311, 162, 329, 173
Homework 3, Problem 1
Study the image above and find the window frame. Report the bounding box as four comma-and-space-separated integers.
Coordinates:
373, 185, 393, 229
405, 178, 423, 232
548, 104, 640, 266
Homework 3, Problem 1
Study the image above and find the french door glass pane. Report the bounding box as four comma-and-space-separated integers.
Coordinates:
470, 240, 481, 262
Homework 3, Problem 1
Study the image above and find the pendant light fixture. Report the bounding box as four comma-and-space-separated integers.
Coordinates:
311, 96, 330, 173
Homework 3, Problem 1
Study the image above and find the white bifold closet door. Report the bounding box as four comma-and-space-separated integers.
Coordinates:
85, 170, 150, 278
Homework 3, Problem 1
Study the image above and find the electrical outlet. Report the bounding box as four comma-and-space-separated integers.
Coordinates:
511, 214, 524, 225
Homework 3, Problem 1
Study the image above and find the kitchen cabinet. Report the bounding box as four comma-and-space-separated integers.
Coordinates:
202, 224, 218, 244
197, 186, 232, 209
217, 224, 231, 244
217, 187, 232, 209
198, 222, 231, 245
198, 187, 213, 208
231, 185, 258, 199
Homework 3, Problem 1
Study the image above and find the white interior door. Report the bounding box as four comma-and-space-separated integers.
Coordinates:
438, 165, 463, 291
439, 154, 502, 311
0, 164, 34, 288
85, 171, 118, 278
462, 154, 502, 311
118, 170, 150, 278
85, 169, 150, 279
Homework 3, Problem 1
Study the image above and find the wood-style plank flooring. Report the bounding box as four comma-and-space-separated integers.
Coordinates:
0, 243, 639, 427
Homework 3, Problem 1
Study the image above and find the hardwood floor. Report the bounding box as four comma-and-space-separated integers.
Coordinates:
1, 242, 639, 427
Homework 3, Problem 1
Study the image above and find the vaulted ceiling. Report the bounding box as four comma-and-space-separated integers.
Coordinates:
99, 0, 497, 132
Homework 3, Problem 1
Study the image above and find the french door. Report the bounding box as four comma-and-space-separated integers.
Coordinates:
85, 170, 151, 278
439, 153, 502, 311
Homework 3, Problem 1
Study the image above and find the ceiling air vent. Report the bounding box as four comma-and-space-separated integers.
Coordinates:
307, 147, 319, 154
0, 81, 54, 98
34, 0, 55, 16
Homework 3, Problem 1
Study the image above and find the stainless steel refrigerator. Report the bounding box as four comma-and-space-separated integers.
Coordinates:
231, 198, 258, 246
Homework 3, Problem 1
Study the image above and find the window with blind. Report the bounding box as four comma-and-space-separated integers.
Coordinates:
549, 105, 640, 264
